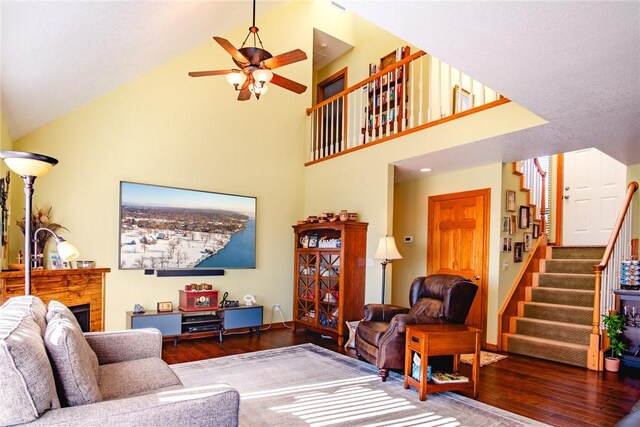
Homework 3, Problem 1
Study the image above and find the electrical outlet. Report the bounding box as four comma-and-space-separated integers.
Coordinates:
274, 304, 281, 312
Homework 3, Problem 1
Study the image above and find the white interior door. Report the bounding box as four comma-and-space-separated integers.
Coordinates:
563, 148, 626, 246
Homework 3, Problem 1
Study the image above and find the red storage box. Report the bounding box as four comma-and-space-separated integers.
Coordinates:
178, 290, 219, 312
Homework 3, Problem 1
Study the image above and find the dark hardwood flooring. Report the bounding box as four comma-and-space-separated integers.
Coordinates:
162, 327, 640, 427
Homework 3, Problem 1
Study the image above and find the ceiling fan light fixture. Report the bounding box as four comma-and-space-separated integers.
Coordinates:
252, 68, 273, 84
225, 71, 246, 88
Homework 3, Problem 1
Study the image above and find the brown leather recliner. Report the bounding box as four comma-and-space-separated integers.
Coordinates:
355, 274, 478, 381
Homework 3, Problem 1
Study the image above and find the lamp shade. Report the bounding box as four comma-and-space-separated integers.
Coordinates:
0, 151, 58, 177
252, 68, 273, 83
57, 240, 80, 262
225, 71, 246, 86
374, 236, 403, 261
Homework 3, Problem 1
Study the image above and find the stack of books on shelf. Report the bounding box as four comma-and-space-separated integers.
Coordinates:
431, 372, 470, 384
411, 352, 431, 382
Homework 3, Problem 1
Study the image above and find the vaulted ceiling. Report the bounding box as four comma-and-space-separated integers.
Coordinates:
2, 1, 639, 174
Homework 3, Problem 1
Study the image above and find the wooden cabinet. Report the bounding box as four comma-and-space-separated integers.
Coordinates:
292, 221, 367, 346
365, 46, 411, 139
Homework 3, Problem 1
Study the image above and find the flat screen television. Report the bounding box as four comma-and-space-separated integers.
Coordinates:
119, 181, 256, 270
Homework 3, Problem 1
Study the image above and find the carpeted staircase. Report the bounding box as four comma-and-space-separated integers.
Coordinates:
504, 246, 605, 367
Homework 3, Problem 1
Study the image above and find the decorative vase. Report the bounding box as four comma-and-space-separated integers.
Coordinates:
339, 210, 349, 221
604, 357, 620, 372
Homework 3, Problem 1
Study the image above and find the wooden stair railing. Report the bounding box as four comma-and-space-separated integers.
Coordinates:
588, 181, 639, 370
498, 235, 547, 351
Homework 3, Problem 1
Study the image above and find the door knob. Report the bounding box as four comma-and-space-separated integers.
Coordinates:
473, 275, 480, 280
564, 195, 570, 199
565, 186, 570, 191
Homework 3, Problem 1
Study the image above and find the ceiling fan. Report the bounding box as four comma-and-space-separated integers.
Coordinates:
188, 0, 307, 101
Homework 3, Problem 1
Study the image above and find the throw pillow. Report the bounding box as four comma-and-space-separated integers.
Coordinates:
0, 295, 47, 334
44, 314, 102, 407
46, 300, 82, 331
0, 314, 60, 425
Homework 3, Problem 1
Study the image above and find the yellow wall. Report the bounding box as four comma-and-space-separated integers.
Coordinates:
628, 163, 640, 239
392, 163, 503, 344
9, 1, 316, 330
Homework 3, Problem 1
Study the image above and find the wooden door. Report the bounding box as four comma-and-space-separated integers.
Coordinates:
563, 148, 626, 245
427, 189, 489, 343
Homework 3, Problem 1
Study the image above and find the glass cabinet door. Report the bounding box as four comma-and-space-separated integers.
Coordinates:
318, 253, 340, 331
296, 253, 317, 324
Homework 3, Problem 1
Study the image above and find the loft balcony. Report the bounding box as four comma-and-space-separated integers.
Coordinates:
306, 49, 508, 165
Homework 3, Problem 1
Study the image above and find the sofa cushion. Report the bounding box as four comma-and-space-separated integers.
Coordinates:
98, 357, 182, 401
47, 299, 82, 331
0, 295, 48, 334
409, 298, 443, 318
0, 312, 60, 425
356, 321, 389, 346
44, 314, 102, 406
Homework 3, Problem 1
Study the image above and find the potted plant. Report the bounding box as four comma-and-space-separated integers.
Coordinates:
602, 311, 627, 372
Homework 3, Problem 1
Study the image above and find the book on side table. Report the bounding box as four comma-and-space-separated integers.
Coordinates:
431, 372, 469, 384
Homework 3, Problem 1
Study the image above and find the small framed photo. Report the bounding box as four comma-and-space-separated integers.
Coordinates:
532, 222, 540, 239
157, 301, 173, 312
308, 234, 319, 248
48, 252, 63, 270
509, 215, 517, 235
62, 261, 72, 269
519, 206, 530, 229
514, 242, 524, 262
502, 237, 513, 252
502, 216, 510, 232
524, 233, 533, 251
453, 84, 474, 114
506, 190, 516, 212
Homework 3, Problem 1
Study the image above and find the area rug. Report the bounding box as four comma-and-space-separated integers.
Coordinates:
460, 351, 508, 367
171, 344, 547, 427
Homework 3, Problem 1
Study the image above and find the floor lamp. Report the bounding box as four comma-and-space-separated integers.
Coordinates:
374, 236, 403, 304
0, 151, 60, 295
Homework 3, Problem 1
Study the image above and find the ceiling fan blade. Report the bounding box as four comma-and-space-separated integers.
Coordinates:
188, 69, 238, 77
271, 73, 307, 94
213, 36, 249, 64
237, 79, 251, 101
262, 49, 307, 69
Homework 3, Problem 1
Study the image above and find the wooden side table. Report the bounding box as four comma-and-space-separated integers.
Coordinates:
403, 324, 480, 401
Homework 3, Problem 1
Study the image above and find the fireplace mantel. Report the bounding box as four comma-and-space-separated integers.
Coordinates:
0, 268, 110, 331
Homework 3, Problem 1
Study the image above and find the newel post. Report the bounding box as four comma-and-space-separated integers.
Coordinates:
587, 267, 603, 371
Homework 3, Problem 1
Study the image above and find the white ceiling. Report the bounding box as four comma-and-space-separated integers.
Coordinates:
1, 1, 639, 180
338, 1, 640, 180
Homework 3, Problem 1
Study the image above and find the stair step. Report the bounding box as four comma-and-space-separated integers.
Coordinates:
544, 259, 600, 274
523, 302, 592, 325
551, 246, 605, 260
505, 333, 588, 367
537, 273, 595, 290
514, 318, 591, 345
531, 287, 594, 307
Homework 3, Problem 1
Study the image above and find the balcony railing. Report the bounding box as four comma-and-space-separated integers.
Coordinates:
516, 158, 547, 230
306, 50, 505, 164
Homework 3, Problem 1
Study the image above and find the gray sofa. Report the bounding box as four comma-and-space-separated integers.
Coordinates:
0, 296, 239, 426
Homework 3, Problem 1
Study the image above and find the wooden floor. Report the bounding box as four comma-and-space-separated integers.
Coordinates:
162, 327, 640, 427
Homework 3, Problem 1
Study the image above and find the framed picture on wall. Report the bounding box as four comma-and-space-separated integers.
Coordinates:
506, 190, 516, 212
514, 242, 524, 262
532, 222, 540, 239
502, 216, 510, 232
509, 215, 517, 235
519, 206, 530, 229
524, 233, 533, 251
453, 85, 474, 114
